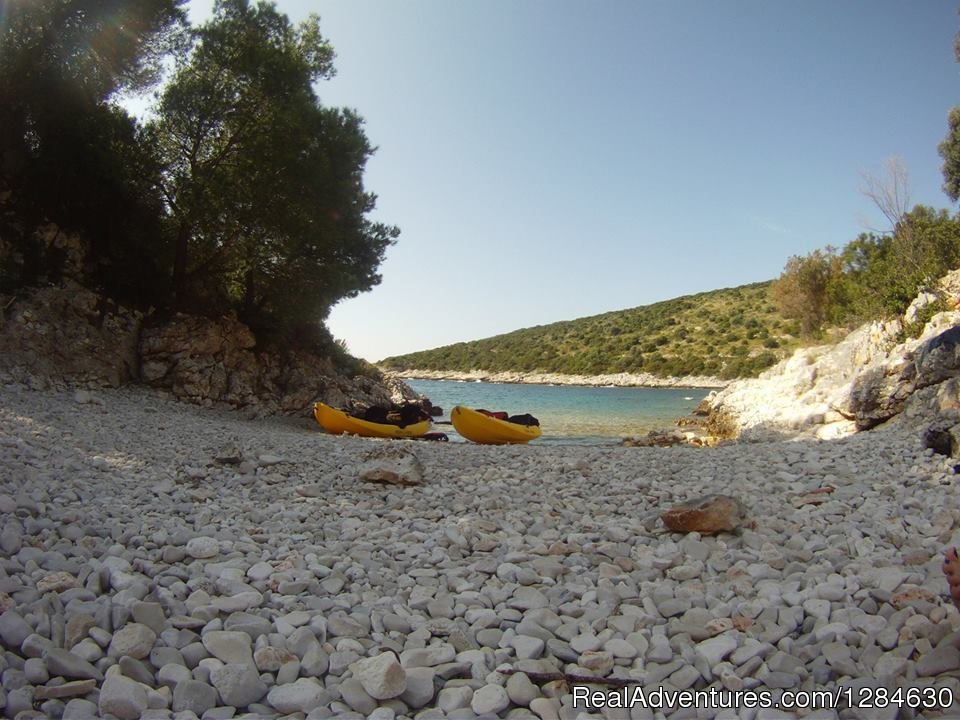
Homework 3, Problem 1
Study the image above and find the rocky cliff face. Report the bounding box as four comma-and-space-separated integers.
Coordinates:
0, 281, 143, 388
708, 271, 960, 441
0, 282, 419, 414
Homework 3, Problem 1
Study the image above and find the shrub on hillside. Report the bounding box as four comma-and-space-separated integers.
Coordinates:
771, 249, 840, 337
773, 205, 960, 336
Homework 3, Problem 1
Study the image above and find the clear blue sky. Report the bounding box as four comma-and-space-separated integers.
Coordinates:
184, 0, 960, 362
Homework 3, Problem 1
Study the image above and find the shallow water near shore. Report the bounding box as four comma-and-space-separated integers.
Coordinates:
406, 378, 712, 444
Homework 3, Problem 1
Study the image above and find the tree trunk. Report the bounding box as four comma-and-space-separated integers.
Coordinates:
172, 221, 190, 310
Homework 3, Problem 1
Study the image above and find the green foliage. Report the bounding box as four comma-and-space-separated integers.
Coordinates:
0, 0, 187, 102
772, 205, 960, 334
382, 282, 798, 379
771, 249, 839, 338
941, 28, 960, 204
940, 106, 960, 202
0, 0, 397, 358
151, 0, 398, 336
0, 0, 187, 302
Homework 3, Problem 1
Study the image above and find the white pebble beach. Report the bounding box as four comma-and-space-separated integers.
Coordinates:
3, 378, 960, 720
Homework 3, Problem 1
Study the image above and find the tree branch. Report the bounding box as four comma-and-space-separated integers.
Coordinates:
500, 667, 639, 688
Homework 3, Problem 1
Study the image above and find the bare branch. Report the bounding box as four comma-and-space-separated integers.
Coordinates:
860, 157, 911, 231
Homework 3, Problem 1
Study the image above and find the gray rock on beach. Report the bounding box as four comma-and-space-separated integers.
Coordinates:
186, 536, 219, 559
696, 634, 738, 667
472, 683, 510, 715
201, 630, 253, 666
98, 674, 148, 720
43, 647, 104, 681
266, 678, 329, 714
209, 663, 268, 707
401, 666, 437, 708
172, 679, 218, 715
109, 622, 156, 659
0, 610, 33, 649
352, 651, 407, 700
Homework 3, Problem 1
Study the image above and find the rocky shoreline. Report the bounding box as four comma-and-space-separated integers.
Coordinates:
704, 271, 960, 444
384, 369, 728, 390
3, 372, 960, 719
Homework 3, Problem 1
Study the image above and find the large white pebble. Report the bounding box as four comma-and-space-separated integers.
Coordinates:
186, 537, 219, 559
266, 677, 328, 714
201, 631, 253, 666
471, 683, 509, 715
352, 651, 407, 700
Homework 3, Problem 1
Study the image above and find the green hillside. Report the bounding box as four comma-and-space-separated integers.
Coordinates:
382, 281, 802, 379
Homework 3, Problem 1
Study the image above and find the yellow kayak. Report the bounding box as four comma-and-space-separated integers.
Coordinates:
450, 406, 542, 445
313, 403, 431, 439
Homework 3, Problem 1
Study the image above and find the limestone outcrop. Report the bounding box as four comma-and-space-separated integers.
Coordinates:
138, 312, 417, 414
708, 270, 960, 440
0, 282, 418, 414
0, 281, 143, 387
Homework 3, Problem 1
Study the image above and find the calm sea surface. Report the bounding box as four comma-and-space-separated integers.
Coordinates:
405, 378, 712, 446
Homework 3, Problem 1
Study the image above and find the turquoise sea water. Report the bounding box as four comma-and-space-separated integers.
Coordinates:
405, 378, 712, 445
